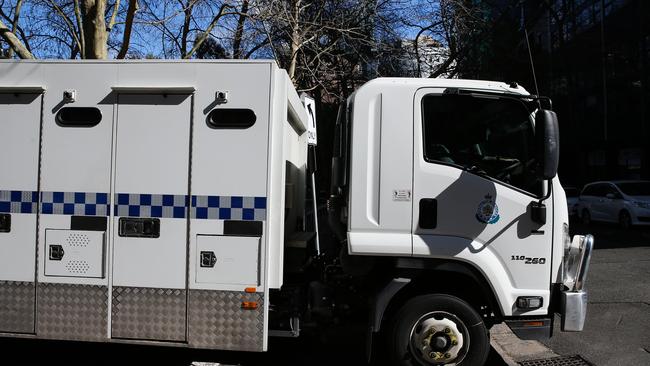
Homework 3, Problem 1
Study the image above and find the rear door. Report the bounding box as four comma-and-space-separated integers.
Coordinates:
0, 88, 43, 334
111, 92, 192, 342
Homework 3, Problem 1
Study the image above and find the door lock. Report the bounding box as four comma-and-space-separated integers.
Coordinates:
200, 251, 217, 268
49, 245, 65, 261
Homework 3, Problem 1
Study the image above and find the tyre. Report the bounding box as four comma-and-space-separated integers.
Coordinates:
581, 209, 591, 225
386, 294, 489, 366
619, 210, 632, 230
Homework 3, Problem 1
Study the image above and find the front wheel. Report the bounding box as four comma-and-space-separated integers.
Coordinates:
619, 210, 632, 230
387, 294, 489, 366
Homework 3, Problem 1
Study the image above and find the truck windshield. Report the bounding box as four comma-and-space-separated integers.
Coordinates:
422, 94, 540, 195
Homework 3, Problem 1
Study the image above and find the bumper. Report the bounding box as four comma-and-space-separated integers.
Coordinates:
560, 234, 594, 332
561, 290, 587, 331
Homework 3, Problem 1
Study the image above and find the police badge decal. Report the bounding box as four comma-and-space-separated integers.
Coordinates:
476, 194, 500, 224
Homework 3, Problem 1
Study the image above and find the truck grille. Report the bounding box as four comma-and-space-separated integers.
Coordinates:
519, 355, 593, 366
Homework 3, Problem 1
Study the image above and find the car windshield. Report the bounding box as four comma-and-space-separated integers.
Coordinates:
615, 182, 650, 196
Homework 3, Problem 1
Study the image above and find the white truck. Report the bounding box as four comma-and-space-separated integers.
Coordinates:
0, 60, 592, 366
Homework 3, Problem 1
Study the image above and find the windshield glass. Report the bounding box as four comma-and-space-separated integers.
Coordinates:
615, 182, 650, 196
422, 94, 540, 195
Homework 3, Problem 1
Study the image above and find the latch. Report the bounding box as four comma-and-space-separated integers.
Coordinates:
49, 245, 65, 261
200, 251, 217, 268
119, 218, 160, 238
0, 214, 10, 233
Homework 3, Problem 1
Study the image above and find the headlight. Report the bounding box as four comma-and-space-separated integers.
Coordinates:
634, 201, 650, 209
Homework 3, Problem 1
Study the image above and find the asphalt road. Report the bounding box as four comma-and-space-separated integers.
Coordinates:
538, 221, 650, 366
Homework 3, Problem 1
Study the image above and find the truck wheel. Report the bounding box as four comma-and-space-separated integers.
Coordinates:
387, 294, 489, 366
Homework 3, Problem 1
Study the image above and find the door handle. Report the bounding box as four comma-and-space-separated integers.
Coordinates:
0, 213, 10, 233
419, 199, 437, 229
118, 218, 160, 238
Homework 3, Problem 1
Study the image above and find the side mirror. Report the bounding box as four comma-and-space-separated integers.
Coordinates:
535, 109, 560, 180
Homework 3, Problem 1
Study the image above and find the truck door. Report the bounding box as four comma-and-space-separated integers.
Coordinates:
111, 92, 192, 342
0, 88, 44, 334
411, 89, 553, 313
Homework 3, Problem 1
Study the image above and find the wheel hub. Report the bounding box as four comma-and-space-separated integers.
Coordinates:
410, 312, 467, 365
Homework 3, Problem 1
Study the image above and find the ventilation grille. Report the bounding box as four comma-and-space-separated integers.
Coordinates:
67, 233, 90, 247
66, 260, 90, 274
519, 355, 593, 366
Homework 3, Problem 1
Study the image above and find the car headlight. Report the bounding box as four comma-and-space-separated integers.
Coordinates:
633, 201, 650, 209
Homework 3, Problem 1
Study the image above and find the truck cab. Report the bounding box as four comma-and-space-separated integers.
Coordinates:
327, 78, 593, 366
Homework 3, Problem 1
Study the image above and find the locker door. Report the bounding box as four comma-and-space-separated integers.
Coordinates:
111, 93, 192, 342
0, 90, 43, 334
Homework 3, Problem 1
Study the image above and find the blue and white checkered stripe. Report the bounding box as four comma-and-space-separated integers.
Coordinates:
191, 195, 266, 220
114, 193, 266, 220
114, 193, 188, 219
0, 190, 39, 214
2, 190, 266, 220
40, 191, 110, 216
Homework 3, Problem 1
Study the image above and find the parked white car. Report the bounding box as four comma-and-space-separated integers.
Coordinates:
577, 180, 650, 228
564, 186, 580, 217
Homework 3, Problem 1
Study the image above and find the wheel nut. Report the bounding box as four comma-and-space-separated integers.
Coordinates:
444, 353, 452, 359
429, 352, 436, 359
451, 339, 458, 346
444, 327, 451, 333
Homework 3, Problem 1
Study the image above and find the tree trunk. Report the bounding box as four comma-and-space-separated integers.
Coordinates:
117, 0, 138, 59
232, 0, 249, 59
0, 19, 33, 59
288, 0, 301, 81
7, 0, 24, 58
81, 0, 108, 59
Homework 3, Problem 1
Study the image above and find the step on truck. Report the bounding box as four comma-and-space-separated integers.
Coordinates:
0, 60, 593, 366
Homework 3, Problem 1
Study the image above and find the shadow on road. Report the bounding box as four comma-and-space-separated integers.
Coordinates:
0, 325, 509, 365
569, 218, 650, 249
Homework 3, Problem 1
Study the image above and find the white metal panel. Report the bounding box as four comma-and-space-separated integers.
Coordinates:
112, 93, 191, 289
265, 70, 290, 290
196, 235, 259, 286
347, 79, 414, 255
188, 63, 273, 292
44, 229, 105, 278
0, 93, 41, 282
39, 63, 116, 194
190, 63, 271, 197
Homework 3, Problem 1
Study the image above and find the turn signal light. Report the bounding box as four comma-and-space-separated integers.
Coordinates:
245, 287, 256, 293
242, 301, 258, 310
523, 321, 545, 327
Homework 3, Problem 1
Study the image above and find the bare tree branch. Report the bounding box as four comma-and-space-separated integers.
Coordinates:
107, 0, 122, 31
183, 3, 234, 59
73, 0, 86, 58
117, 0, 138, 58
0, 17, 33, 58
